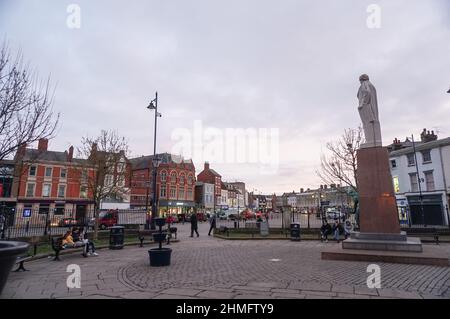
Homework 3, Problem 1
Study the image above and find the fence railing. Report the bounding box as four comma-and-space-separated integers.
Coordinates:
0, 208, 148, 239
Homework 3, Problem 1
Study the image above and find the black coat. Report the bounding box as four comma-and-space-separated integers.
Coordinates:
190, 215, 198, 229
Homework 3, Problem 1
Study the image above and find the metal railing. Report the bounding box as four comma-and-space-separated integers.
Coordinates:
0, 208, 148, 239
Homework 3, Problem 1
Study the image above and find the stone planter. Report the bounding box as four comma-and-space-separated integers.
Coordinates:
0, 241, 29, 295
148, 248, 172, 267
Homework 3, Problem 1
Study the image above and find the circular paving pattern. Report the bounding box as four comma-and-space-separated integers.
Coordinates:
118, 240, 450, 296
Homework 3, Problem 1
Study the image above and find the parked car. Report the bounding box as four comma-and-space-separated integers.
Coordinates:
58, 218, 78, 227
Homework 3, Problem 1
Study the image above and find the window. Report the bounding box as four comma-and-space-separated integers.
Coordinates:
178, 188, 185, 200
117, 176, 125, 187
187, 190, 193, 200
424, 171, 435, 191
422, 150, 432, 163
58, 185, 66, 198
390, 160, 397, 168
38, 205, 49, 215
407, 154, 415, 166
80, 185, 87, 198
42, 184, 51, 197
117, 163, 125, 173
187, 175, 193, 185
26, 183, 35, 197
54, 205, 65, 215
393, 176, 400, 193
409, 173, 419, 192
81, 170, 88, 182
179, 174, 185, 185
170, 172, 177, 183
105, 175, 113, 187
170, 187, 177, 198
160, 184, 166, 198
60, 168, 67, 178
29, 166, 36, 177
160, 171, 167, 182
45, 167, 52, 177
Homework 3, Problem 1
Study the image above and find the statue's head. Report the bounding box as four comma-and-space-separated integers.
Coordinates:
359, 74, 370, 82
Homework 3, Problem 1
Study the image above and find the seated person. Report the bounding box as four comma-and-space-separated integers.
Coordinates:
62, 230, 74, 248
320, 220, 332, 242
79, 227, 98, 256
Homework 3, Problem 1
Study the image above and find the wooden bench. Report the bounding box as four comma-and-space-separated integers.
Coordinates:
51, 237, 88, 261
13, 237, 46, 272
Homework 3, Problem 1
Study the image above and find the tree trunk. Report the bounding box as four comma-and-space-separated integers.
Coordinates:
93, 202, 99, 240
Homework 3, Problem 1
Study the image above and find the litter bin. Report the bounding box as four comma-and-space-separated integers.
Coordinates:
109, 226, 124, 249
290, 223, 300, 241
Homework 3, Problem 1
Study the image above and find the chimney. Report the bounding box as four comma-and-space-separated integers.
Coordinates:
16, 143, 27, 158
300, 188, 304, 193
324, 185, 328, 190
67, 146, 74, 162
38, 138, 48, 151
204, 162, 210, 170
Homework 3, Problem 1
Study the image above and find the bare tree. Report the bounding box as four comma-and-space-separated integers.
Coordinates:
77, 130, 130, 239
0, 42, 59, 160
316, 126, 363, 193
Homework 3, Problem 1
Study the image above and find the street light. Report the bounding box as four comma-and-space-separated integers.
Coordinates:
147, 91, 162, 230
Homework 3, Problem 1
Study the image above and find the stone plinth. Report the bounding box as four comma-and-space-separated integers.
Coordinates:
357, 147, 400, 234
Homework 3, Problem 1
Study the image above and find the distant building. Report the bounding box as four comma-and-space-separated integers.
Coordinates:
13, 138, 96, 222
129, 153, 196, 217
389, 130, 450, 226
197, 162, 222, 208
195, 181, 215, 215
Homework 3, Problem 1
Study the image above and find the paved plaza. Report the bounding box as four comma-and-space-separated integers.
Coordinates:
2, 222, 450, 299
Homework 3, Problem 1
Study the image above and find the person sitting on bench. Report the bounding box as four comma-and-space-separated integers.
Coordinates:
73, 227, 98, 256
62, 230, 75, 248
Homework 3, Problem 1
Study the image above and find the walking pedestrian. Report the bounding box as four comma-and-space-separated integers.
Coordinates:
190, 212, 199, 237
208, 213, 216, 236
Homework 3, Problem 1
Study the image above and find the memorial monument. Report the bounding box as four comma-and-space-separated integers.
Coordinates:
322, 74, 449, 266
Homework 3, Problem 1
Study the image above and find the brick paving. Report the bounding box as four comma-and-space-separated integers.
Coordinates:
1, 222, 450, 299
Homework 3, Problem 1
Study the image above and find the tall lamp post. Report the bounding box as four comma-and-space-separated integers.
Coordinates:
411, 134, 426, 227
147, 92, 162, 230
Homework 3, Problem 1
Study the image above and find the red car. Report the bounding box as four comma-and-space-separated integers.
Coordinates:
97, 210, 118, 230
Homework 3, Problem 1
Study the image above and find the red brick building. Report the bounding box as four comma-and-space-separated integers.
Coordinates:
197, 162, 222, 206
14, 139, 96, 221
129, 153, 196, 217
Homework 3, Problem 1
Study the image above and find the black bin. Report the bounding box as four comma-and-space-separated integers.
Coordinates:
290, 223, 300, 241
109, 226, 125, 249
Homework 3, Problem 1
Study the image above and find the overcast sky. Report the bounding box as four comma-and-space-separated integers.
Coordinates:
1, 0, 449, 194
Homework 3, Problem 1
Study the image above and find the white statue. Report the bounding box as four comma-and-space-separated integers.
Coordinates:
357, 74, 382, 148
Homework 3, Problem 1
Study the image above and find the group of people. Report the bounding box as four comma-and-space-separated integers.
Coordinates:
61, 227, 98, 256
320, 219, 353, 243
189, 212, 217, 237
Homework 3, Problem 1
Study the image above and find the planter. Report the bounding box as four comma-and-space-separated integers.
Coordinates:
148, 248, 172, 267
0, 241, 29, 295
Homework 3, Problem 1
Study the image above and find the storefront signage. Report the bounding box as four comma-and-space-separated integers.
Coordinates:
23, 209, 32, 218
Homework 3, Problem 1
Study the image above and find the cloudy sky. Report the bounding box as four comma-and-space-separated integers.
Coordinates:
1, 0, 449, 194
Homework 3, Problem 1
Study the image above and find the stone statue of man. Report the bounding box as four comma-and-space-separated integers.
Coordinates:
357, 74, 382, 148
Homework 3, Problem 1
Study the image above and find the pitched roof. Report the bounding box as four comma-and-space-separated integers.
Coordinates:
22, 149, 87, 165
389, 137, 450, 157
129, 153, 194, 170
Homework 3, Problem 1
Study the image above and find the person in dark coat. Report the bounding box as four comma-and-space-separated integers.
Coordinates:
208, 213, 216, 236
190, 213, 199, 237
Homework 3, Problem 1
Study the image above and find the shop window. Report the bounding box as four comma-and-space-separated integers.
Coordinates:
39, 205, 50, 214
54, 205, 65, 215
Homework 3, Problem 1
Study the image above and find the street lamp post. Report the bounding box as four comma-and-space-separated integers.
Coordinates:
411, 134, 426, 227
147, 92, 162, 230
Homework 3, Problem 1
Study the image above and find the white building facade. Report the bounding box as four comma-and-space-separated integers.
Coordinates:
389, 137, 450, 226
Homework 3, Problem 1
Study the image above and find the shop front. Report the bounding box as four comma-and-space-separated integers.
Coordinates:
157, 200, 195, 220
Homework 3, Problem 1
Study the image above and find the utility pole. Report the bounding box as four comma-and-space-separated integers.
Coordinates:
412, 134, 426, 227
